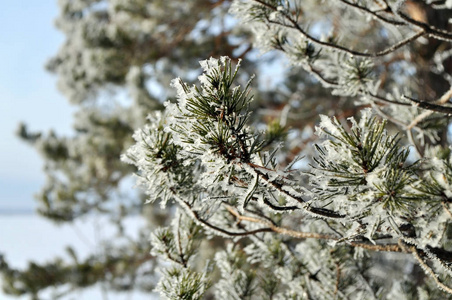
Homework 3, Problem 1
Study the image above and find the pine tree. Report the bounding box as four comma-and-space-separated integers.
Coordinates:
122, 0, 452, 299
3, 0, 452, 299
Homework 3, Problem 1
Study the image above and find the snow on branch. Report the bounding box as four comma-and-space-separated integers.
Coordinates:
125, 56, 452, 297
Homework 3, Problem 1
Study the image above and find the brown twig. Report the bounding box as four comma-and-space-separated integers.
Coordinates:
395, 9, 452, 42
411, 246, 452, 295
405, 87, 452, 129
225, 204, 404, 253
175, 195, 273, 237
402, 94, 452, 114
253, 0, 425, 57
337, 0, 406, 26
442, 201, 452, 218
245, 162, 345, 219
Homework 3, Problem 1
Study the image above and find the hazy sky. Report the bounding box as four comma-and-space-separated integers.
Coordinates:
0, 1, 74, 212
0, 5, 154, 298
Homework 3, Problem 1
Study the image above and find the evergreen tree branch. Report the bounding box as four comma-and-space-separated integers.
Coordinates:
443, 201, 452, 218
402, 94, 452, 114
411, 245, 452, 295
176, 214, 188, 268
404, 87, 452, 119
225, 204, 338, 240
262, 197, 299, 211
267, 18, 425, 58
242, 162, 345, 219
253, 0, 426, 57
174, 194, 273, 237
225, 204, 408, 254
395, 7, 452, 42
305, 64, 412, 107
15, 0, 452, 298
337, 0, 406, 26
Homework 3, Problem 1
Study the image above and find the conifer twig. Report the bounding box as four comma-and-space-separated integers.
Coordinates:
405, 87, 452, 129
337, 0, 406, 26
395, 9, 452, 42
402, 95, 452, 114
306, 64, 411, 107
411, 246, 452, 295
225, 204, 404, 253
442, 201, 452, 218
174, 194, 273, 237
253, 0, 425, 57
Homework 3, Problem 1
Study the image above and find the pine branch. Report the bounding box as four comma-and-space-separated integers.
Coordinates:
337, 0, 406, 26
174, 194, 273, 237
411, 246, 452, 295
253, 0, 426, 57
402, 92, 452, 114
395, 8, 452, 42
305, 64, 412, 107
225, 204, 407, 254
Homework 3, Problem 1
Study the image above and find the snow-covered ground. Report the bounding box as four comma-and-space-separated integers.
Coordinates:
0, 213, 157, 299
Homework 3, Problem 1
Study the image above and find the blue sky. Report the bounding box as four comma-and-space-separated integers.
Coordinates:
0, 5, 155, 299
0, 1, 74, 212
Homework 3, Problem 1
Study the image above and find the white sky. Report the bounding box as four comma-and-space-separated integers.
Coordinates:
0, 1, 74, 211
0, 2, 156, 299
